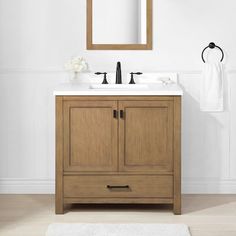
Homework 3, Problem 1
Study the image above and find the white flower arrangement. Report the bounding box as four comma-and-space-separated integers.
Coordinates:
65, 57, 88, 73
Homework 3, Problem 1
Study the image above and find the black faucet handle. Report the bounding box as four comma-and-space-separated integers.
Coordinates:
130, 72, 143, 75
94, 72, 108, 84
129, 72, 143, 84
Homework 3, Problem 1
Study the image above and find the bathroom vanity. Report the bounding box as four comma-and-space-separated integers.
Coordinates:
54, 78, 182, 214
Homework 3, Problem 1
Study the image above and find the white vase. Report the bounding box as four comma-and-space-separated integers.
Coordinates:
70, 71, 79, 82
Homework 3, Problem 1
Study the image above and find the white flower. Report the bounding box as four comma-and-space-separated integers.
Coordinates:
64, 57, 88, 73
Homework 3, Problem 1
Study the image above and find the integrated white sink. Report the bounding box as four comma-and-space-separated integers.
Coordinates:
90, 84, 149, 90
53, 73, 183, 96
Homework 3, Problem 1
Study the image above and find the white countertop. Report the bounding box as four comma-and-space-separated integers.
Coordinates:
53, 83, 183, 96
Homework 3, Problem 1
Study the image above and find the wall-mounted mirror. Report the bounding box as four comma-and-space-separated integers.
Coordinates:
87, 0, 152, 50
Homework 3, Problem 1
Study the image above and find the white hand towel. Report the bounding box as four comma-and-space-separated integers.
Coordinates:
200, 62, 224, 112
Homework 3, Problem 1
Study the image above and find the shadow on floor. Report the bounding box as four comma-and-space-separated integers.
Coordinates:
182, 194, 236, 214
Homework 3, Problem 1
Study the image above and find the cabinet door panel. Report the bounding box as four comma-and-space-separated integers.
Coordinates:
119, 101, 173, 172
64, 101, 118, 172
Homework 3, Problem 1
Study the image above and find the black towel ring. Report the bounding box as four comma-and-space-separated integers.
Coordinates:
201, 42, 224, 63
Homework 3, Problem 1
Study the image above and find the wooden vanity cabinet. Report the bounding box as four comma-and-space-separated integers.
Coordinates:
56, 96, 181, 214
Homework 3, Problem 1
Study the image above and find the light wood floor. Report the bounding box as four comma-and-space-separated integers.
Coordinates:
0, 195, 236, 236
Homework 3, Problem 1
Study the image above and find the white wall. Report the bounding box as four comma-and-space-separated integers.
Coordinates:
0, 0, 236, 193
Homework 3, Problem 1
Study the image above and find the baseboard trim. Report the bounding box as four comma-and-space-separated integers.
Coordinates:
183, 179, 236, 194
1, 178, 236, 194
0, 179, 55, 194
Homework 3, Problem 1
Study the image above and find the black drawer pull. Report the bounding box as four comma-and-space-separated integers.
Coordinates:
120, 110, 124, 119
107, 185, 129, 189
113, 110, 118, 118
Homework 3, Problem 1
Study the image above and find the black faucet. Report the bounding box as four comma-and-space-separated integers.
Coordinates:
115, 62, 122, 84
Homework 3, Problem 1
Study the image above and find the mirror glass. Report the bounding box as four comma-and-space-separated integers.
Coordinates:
93, 0, 147, 44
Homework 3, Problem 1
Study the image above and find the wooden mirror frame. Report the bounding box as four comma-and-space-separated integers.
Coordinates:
87, 0, 152, 50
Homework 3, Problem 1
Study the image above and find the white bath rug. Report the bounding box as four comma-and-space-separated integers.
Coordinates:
46, 223, 191, 236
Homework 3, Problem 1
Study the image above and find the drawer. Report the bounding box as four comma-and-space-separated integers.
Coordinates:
64, 175, 173, 198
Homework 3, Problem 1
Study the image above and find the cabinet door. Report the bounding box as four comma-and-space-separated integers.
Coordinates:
119, 100, 174, 172
64, 100, 118, 172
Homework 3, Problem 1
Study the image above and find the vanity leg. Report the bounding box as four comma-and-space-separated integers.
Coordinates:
173, 201, 181, 215
56, 96, 64, 215
56, 200, 64, 214
173, 97, 181, 215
